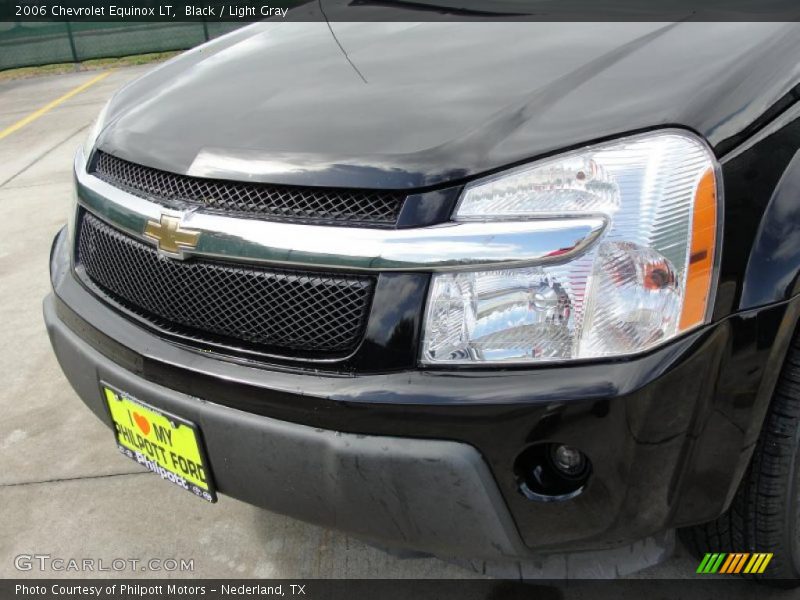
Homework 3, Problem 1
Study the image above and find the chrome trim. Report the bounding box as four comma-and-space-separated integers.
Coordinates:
75, 150, 607, 272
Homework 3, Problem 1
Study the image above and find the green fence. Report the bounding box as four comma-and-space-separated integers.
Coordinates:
0, 22, 247, 71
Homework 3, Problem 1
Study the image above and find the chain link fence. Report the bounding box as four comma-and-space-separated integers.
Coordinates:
0, 22, 247, 71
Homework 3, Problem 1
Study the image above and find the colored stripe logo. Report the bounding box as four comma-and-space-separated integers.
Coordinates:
697, 553, 773, 574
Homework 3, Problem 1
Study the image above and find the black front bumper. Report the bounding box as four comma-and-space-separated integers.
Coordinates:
44, 227, 800, 562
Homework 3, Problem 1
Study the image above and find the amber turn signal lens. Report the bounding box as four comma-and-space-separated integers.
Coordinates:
680, 168, 717, 330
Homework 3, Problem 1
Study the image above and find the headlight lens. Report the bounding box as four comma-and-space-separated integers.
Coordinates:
421, 130, 719, 364
82, 99, 111, 163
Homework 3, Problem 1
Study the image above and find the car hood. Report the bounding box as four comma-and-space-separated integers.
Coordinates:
98, 20, 800, 189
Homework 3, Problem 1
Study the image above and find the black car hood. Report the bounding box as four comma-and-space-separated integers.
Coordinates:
99, 21, 800, 189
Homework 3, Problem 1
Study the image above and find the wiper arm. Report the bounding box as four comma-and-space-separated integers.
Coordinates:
319, 0, 368, 83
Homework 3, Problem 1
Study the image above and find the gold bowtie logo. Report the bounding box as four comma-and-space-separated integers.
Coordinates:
143, 214, 200, 258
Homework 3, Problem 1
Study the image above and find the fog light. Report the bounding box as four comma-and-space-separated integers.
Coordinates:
514, 443, 591, 502
550, 444, 586, 476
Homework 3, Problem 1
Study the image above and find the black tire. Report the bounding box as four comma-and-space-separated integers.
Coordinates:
681, 334, 800, 586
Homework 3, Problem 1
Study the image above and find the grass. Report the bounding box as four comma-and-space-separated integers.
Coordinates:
0, 51, 181, 82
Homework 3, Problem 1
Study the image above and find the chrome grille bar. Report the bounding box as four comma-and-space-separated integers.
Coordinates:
76, 150, 607, 273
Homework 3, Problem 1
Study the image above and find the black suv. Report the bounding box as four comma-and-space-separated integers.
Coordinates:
44, 21, 800, 582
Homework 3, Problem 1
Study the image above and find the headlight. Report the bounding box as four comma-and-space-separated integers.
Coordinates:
421, 130, 720, 364
82, 99, 111, 163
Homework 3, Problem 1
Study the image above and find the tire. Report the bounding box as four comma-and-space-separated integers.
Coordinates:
681, 334, 800, 586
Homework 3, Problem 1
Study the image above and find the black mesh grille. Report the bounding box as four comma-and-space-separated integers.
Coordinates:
92, 151, 404, 226
76, 212, 374, 354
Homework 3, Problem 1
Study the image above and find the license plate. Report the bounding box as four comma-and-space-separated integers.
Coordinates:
102, 383, 216, 502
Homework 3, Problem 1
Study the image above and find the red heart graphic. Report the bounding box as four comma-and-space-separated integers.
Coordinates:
133, 412, 150, 436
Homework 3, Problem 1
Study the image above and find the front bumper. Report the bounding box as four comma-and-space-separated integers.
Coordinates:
45, 297, 524, 557
45, 226, 800, 562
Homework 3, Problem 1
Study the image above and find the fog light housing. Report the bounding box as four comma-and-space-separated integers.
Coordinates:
514, 443, 592, 502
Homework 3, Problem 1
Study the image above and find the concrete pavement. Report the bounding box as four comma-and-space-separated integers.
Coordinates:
0, 64, 756, 587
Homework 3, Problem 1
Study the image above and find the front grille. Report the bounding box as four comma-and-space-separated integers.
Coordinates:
76, 212, 374, 355
92, 151, 404, 226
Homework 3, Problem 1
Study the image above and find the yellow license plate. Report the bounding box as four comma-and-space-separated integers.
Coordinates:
103, 384, 216, 502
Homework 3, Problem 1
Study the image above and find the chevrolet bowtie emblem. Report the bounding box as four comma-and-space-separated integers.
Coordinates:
143, 214, 200, 258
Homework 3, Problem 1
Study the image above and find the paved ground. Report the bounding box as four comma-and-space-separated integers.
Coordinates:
0, 66, 778, 592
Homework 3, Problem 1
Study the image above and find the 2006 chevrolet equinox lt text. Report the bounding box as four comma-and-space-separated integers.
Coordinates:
43, 21, 800, 583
